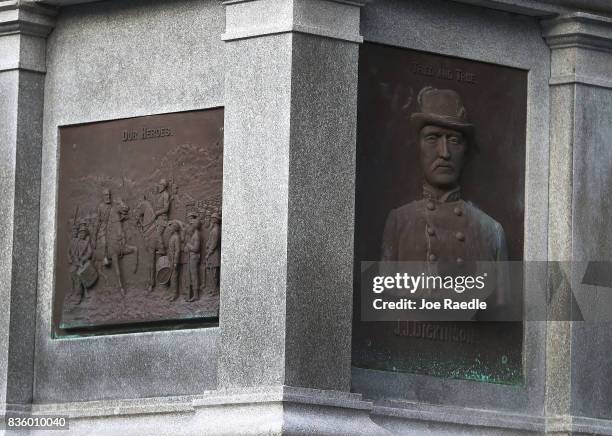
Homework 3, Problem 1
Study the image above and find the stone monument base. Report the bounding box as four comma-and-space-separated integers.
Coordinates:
26, 387, 612, 435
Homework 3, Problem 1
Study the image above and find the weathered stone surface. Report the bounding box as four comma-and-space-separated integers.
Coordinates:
0, 0, 607, 434
35, 0, 224, 403
543, 12, 612, 422
31, 386, 386, 436
219, 0, 362, 393
0, 0, 54, 415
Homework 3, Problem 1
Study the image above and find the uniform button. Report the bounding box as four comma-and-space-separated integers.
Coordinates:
429, 254, 437, 262
427, 226, 435, 236
454, 207, 462, 216
455, 231, 465, 241
456, 257, 464, 265
427, 201, 436, 211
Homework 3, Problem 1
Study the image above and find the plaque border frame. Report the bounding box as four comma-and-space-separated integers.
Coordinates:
350, 2, 550, 416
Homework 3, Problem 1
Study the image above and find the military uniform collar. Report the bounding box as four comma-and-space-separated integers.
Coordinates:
422, 185, 461, 202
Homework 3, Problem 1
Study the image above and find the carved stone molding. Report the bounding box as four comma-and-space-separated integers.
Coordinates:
542, 13, 612, 89
543, 13, 612, 52
221, 0, 367, 43
0, 0, 56, 72
0, 1, 56, 37
543, 0, 612, 16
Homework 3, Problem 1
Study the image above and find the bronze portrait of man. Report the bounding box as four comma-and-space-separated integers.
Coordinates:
381, 87, 508, 265
353, 44, 526, 384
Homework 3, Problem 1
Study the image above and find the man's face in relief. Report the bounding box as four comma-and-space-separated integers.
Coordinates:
419, 124, 467, 189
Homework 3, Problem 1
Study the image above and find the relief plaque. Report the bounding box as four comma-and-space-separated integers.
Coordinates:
54, 109, 223, 335
352, 44, 527, 384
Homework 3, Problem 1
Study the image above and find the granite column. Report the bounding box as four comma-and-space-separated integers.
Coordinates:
214, 0, 383, 433
0, 0, 55, 420
543, 12, 612, 434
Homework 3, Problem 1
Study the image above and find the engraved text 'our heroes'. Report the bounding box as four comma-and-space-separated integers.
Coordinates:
122, 127, 174, 142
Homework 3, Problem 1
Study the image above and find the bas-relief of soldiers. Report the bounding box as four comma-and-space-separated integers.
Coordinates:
56, 110, 224, 331
65, 178, 222, 315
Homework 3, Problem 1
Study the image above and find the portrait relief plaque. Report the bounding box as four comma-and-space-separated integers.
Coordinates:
54, 108, 223, 335
352, 44, 527, 384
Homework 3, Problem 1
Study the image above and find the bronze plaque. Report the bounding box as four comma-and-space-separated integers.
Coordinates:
54, 108, 223, 336
352, 44, 527, 384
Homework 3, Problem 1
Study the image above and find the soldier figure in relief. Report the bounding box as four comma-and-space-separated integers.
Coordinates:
74, 222, 94, 304
93, 188, 113, 267
155, 179, 170, 231
200, 209, 211, 294
205, 212, 221, 295
185, 211, 202, 302
68, 223, 80, 294
166, 220, 182, 302
136, 192, 162, 292
143, 179, 171, 292
154, 178, 171, 251
107, 200, 138, 296
381, 87, 508, 304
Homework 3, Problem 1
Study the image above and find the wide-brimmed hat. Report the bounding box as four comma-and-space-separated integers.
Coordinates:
410, 87, 474, 140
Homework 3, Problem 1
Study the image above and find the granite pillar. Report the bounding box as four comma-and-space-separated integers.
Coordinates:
217, 0, 384, 432
543, 12, 612, 434
0, 0, 55, 420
